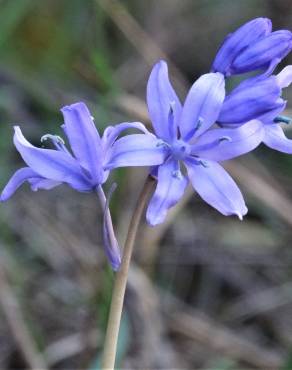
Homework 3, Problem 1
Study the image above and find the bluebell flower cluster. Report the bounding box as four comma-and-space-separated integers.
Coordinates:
2, 18, 292, 270
1, 102, 148, 270
107, 62, 263, 224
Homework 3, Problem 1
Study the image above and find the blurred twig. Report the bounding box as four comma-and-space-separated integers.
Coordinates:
116, 94, 149, 124
44, 329, 100, 367
21, 195, 101, 294
97, 0, 188, 92
126, 265, 181, 368
0, 257, 48, 370
225, 161, 292, 227
223, 281, 292, 321
164, 294, 284, 369
170, 310, 283, 369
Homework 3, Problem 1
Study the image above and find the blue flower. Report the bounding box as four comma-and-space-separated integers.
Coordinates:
218, 66, 292, 154
212, 18, 292, 76
1, 101, 146, 270
107, 61, 264, 225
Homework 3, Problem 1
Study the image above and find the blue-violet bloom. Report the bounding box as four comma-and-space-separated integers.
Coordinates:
212, 18, 292, 76
218, 66, 292, 153
0, 101, 147, 270
107, 61, 264, 225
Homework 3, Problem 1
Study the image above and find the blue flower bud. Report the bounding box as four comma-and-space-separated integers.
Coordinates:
212, 18, 292, 76
232, 30, 292, 75
218, 75, 284, 125
211, 18, 272, 76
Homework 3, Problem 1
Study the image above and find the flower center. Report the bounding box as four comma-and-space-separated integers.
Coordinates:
170, 139, 191, 160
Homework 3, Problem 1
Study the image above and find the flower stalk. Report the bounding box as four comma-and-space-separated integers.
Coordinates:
101, 175, 155, 370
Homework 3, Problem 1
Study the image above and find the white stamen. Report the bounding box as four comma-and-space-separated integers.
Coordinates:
41, 134, 65, 145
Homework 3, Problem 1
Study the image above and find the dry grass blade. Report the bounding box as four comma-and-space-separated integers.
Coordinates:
97, 0, 188, 91
169, 309, 283, 369
44, 329, 100, 367
0, 259, 48, 370
126, 265, 181, 368
223, 281, 292, 321
225, 161, 292, 227
116, 94, 149, 124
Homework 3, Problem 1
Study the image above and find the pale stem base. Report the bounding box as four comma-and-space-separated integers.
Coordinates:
101, 176, 155, 370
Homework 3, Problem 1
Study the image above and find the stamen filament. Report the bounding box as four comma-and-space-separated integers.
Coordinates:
41, 134, 70, 153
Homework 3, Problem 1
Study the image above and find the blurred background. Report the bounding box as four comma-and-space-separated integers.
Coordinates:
0, 0, 292, 369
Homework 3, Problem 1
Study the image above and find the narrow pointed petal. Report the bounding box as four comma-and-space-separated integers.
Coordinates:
147, 60, 182, 141
218, 75, 281, 124
277, 65, 292, 88
180, 73, 225, 140
232, 30, 292, 74
102, 121, 150, 151
1, 167, 37, 201
96, 185, 121, 271
28, 178, 61, 191
61, 102, 103, 183
14, 126, 92, 191
263, 124, 292, 153
211, 18, 271, 75
146, 159, 188, 226
192, 120, 264, 161
106, 134, 167, 169
185, 159, 247, 219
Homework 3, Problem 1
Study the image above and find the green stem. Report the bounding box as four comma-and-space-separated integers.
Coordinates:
101, 175, 155, 370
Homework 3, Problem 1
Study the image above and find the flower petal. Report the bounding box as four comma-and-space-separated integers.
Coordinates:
211, 18, 272, 76
28, 178, 61, 191
185, 159, 247, 219
96, 185, 121, 271
106, 134, 167, 169
192, 120, 264, 161
232, 30, 292, 74
1, 167, 37, 201
102, 121, 150, 151
61, 102, 103, 183
147, 60, 182, 141
179, 73, 225, 141
14, 126, 92, 191
263, 124, 292, 153
146, 159, 188, 226
277, 65, 292, 88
